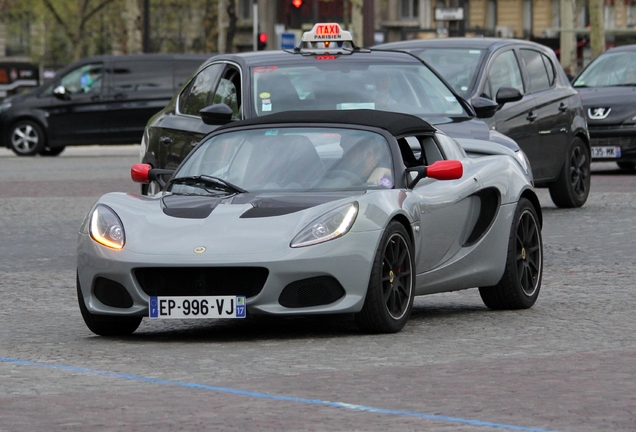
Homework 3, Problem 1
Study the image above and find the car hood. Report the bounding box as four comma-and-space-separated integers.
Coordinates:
86, 190, 395, 257
577, 86, 636, 124
432, 117, 519, 151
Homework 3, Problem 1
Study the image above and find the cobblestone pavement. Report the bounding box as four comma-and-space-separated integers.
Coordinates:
0, 148, 634, 431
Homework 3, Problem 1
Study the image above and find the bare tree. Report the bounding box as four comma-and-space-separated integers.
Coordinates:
41, 0, 118, 61
224, 0, 237, 53
588, 0, 605, 59
202, 0, 219, 53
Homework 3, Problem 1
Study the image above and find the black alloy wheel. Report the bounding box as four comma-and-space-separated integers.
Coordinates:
479, 197, 542, 309
355, 221, 414, 333
549, 137, 590, 208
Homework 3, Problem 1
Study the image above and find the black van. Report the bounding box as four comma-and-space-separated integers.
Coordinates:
0, 53, 209, 156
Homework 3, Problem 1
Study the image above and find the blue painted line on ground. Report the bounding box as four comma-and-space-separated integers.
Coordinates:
1, 356, 557, 432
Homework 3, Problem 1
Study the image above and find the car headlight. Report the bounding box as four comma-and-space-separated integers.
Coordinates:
89, 205, 125, 249
291, 202, 358, 248
0, 101, 11, 113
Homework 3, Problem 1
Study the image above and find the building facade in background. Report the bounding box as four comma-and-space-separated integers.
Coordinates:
2, 0, 636, 72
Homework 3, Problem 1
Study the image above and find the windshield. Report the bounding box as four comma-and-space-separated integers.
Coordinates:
573, 51, 636, 87
175, 127, 394, 193
409, 48, 485, 97
251, 63, 466, 119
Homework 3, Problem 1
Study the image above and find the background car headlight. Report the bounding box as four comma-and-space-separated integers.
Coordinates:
89, 205, 125, 249
291, 202, 358, 248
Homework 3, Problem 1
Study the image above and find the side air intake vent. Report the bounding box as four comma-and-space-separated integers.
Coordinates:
279, 276, 345, 308
94, 277, 134, 308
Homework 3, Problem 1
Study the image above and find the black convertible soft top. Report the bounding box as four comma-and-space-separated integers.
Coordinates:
217, 109, 437, 136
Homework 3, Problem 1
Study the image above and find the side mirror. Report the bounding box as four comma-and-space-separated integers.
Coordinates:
471, 97, 499, 119
495, 86, 523, 106
407, 160, 463, 188
53, 85, 70, 100
131, 163, 174, 189
200, 103, 234, 125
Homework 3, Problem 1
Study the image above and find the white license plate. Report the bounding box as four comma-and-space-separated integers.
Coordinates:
591, 146, 621, 158
149, 296, 246, 319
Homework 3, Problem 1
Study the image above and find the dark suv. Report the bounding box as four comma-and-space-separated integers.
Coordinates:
0, 53, 208, 156
375, 37, 591, 208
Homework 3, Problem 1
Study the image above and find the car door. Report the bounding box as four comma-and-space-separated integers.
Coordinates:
481, 50, 540, 174
46, 62, 107, 145
518, 48, 573, 181
104, 58, 177, 144
405, 134, 483, 273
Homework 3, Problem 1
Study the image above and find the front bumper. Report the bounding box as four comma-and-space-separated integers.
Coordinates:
589, 124, 636, 162
77, 229, 382, 318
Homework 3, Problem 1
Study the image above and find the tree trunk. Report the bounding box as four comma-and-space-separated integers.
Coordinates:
559, 0, 577, 74
225, 0, 236, 53
589, 0, 605, 59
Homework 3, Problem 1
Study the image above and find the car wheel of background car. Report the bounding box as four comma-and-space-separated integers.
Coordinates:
548, 137, 590, 208
39, 146, 66, 157
616, 161, 635, 171
355, 221, 414, 333
77, 276, 142, 336
9, 120, 46, 156
479, 197, 542, 310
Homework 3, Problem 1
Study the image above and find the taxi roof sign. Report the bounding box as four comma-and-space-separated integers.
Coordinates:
301, 23, 353, 43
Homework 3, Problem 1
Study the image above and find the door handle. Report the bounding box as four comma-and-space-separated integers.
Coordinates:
558, 103, 568, 112
160, 136, 173, 145
526, 112, 538, 122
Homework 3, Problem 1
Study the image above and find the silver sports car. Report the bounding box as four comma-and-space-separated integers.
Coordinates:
77, 110, 543, 335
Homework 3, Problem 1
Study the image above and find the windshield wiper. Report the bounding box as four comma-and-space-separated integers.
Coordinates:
168, 175, 247, 195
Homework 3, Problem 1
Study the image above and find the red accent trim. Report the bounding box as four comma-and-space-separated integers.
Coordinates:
131, 163, 151, 184
427, 160, 463, 181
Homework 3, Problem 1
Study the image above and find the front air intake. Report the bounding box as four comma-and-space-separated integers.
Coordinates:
279, 276, 345, 308
94, 277, 134, 308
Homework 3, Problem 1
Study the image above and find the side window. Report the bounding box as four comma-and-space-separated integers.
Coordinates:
520, 49, 551, 93
485, 51, 524, 100
60, 63, 103, 95
212, 67, 241, 119
178, 63, 224, 116
401, 135, 443, 166
541, 54, 556, 86
174, 58, 207, 90
111, 60, 173, 92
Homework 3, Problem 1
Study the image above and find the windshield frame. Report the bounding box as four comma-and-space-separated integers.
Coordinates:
174, 125, 400, 194
573, 50, 636, 88
247, 59, 470, 121
396, 46, 487, 98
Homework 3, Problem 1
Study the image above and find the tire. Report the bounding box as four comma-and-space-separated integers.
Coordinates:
39, 146, 66, 156
548, 137, 590, 208
355, 221, 415, 333
9, 120, 46, 156
77, 275, 142, 336
479, 198, 542, 310
616, 161, 635, 171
